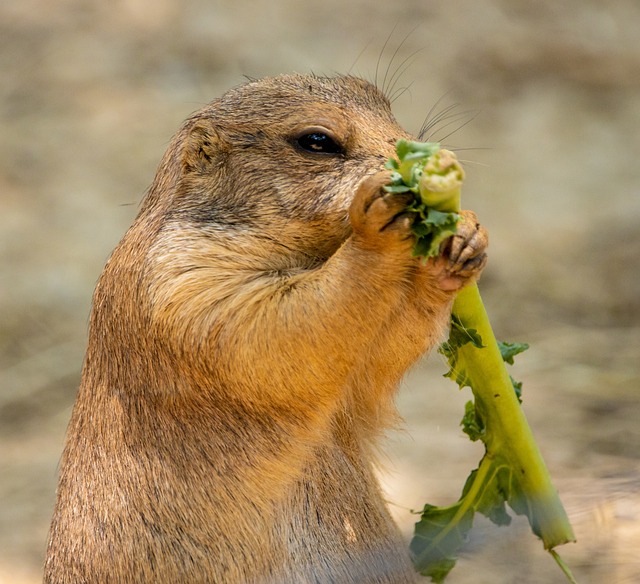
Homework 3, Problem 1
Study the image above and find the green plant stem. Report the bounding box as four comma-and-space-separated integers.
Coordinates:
452, 283, 575, 548
436, 170, 574, 549
390, 140, 576, 581
550, 549, 579, 584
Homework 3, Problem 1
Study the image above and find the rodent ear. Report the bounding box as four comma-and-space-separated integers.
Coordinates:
182, 120, 224, 173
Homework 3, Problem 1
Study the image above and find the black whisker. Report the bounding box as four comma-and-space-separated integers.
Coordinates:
417, 92, 453, 138
429, 109, 476, 136
382, 25, 421, 96
419, 102, 462, 140
454, 158, 489, 168
348, 38, 373, 76
375, 23, 398, 89
386, 47, 424, 99
436, 110, 482, 146
389, 82, 415, 104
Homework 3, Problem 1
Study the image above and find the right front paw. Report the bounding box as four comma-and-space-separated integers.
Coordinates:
349, 171, 416, 255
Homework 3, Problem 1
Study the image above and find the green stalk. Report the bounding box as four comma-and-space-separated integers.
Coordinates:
420, 154, 575, 548
452, 283, 575, 547
387, 140, 576, 582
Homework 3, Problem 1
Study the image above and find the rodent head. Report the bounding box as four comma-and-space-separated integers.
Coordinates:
91, 75, 416, 398
142, 74, 410, 264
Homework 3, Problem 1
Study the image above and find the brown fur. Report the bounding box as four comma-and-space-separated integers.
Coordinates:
44, 74, 488, 583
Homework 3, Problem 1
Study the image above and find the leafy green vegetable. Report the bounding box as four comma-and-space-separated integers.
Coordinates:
385, 147, 462, 259
387, 140, 576, 582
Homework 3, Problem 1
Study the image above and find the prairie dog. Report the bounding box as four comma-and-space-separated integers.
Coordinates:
44, 74, 488, 583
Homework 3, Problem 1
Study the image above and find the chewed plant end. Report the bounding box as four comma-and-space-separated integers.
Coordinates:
418, 149, 464, 211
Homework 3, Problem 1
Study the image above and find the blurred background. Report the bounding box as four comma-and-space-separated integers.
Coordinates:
1, 1, 638, 582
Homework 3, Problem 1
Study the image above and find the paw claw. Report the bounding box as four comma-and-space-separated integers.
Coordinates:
434, 210, 488, 290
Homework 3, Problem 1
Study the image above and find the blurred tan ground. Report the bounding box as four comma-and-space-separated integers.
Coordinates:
1, 1, 639, 582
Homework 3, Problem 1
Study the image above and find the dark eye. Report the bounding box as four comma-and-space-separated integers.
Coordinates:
295, 132, 343, 155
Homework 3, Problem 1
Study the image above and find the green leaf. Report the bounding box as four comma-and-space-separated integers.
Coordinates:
497, 341, 530, 365
460, 400, 484, 441
422, 557, 457, 584
511, 376, 523, 403
495, 341, 528, 402
448, 314, 484, 351
411, 455, 518, 581
411, 502, 473, 582
384, 158, 400, 171
409, 201, 460, 259
478, 466, 513, 527
439, 315, 485, 389
424, 209, 460, 229
412, 237, 438, 259
395, 139, 440, 162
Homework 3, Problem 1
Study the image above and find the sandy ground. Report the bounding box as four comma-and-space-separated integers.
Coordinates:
1, 1, 639, 582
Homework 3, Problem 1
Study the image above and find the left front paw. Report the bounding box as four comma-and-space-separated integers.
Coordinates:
433, 210, 488, 291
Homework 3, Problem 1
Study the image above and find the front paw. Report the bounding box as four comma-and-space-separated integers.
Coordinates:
432, 210, 488, 291
349, 171, 416, 256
